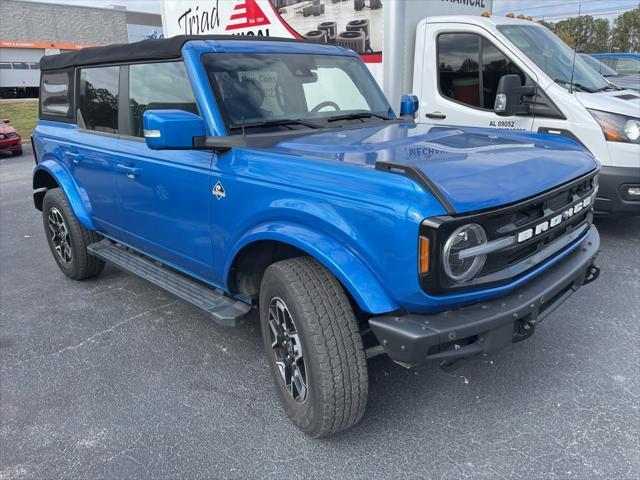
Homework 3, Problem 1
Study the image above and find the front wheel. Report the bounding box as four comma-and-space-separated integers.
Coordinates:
42, 188, 105, 280
259, 257, 368, 438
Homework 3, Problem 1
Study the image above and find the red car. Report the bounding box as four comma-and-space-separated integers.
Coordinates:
0, 118, 22, 156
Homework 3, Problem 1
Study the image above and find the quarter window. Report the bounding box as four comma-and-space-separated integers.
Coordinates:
40, 71, 72, 117
128, 62, 197, 137
78, 66, 119, 133
438, 33, 526, 110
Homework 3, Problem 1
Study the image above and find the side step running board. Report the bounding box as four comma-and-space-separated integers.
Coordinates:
87, 240, 251, 327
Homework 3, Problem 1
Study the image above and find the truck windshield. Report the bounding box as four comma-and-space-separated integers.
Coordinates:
202, 53, 392, 133
497, 25, 609, 93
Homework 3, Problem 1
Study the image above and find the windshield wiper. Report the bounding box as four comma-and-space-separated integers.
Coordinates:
326, 112, 393, 123
553, 78, 596, 93
228, 119, 320, 131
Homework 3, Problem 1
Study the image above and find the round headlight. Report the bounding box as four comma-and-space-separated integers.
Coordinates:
623, 119, 640, 142
443, 224, 487, 283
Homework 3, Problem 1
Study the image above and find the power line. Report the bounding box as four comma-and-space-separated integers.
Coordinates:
534, 7, 638, 21
494, 0, 610, 14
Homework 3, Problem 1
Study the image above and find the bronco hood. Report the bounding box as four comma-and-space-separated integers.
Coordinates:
273, 123, 598, 214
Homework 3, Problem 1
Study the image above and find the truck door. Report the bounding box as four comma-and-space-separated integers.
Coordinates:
114, 61, 214, 278
418, 23, 537, 133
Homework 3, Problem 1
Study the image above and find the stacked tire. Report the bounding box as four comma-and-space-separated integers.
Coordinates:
317, 21, 337, 44
346, 19, 371, 52
304, 30, 328, 44
336, 31, 365, 53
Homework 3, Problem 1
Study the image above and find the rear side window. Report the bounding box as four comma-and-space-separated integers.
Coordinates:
128, 62, 197, 137
78, 66, 119, 134
40, 70, 74, 120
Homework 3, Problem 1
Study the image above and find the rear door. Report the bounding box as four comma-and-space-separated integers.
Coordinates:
114, 61, 214, 277
72, 65, 124, 236
418, 23, 537, 133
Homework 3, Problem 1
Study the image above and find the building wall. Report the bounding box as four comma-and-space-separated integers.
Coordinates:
0, 1, 162, 95
0, 0, 128, 46
0, 48, 41, 88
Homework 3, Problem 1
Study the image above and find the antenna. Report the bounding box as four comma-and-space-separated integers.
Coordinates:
568, 4, 582, 94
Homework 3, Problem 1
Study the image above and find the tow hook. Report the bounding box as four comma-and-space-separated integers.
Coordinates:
513, 317, 536, 343
583, 264, 601, 285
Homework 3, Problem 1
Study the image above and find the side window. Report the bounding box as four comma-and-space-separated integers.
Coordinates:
438, 33, 481, 107
599, 57, 616, 68
481, 38, 525, 109
78, 66, 119, 133
128, 62, 197, 137
615, 58, 640, 75
40, 71, 72, 118
438, 33, 526, 110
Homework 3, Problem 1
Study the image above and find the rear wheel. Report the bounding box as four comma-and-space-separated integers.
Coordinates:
259, 257, 368, 438
42, 188, 105, 280
11, 149, 23, 156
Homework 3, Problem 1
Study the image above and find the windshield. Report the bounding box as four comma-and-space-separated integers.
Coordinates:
202, 53, 392, 133
580, 53, 619, 77
497, 25, 609, 92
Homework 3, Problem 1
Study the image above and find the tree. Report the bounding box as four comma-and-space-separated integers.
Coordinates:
611, 7, 640, 52
551, 15, 611, 53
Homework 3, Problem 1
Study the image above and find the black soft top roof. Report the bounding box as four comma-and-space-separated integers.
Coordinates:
39, 35, 305, 71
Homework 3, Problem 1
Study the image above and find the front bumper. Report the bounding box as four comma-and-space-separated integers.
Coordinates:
595, 165, 640, 216
369, 227, 600, 368
0, 137, 22, 152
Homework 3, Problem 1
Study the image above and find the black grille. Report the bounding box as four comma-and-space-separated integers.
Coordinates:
420, 171, 597, 295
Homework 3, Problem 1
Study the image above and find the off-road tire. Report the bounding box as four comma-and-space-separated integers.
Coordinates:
259, 256, 368, 438
42, 188, 105, 280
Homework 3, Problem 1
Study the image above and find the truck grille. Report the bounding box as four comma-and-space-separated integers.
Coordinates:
420, 171, 598, 294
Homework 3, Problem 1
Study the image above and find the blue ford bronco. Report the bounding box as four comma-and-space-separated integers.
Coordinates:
33, 35, 601, 437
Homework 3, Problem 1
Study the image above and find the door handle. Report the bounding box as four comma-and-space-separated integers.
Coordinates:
116, 163, 141, 178
64, 152, 82, 164
425, 111, 447, 120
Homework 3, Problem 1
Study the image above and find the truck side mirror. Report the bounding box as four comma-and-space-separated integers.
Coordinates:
494, 75, 535, 117
399, 94, 419, 119
143, 109, 206, 150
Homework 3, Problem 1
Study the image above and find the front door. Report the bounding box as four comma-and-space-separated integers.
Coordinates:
114, 61, 214, 277
419, 24, 537, 133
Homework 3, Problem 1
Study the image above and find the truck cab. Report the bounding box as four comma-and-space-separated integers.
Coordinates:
33, 35, 600, 438
410, 15, 640, 216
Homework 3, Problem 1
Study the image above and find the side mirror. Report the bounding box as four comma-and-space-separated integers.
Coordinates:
494, 74, 535, 117
399, 94, 419, 118
143, 109, 206, 150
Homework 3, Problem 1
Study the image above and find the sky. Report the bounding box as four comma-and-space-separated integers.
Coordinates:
18, 0, 640, 22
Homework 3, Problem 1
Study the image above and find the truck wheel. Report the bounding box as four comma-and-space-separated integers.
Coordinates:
42, 188, 105, 280
259, 257, 368, 438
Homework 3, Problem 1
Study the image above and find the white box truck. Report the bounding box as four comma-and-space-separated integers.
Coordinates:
160, 0, 639, 215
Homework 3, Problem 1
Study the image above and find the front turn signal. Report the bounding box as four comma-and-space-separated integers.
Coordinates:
419, 236, 430, 274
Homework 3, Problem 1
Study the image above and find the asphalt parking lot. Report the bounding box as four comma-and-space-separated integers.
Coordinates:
1, 146, 639, 479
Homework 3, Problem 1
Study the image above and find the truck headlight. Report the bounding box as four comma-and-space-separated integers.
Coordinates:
588, 110, 640, 144
442, 224, 487, 282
